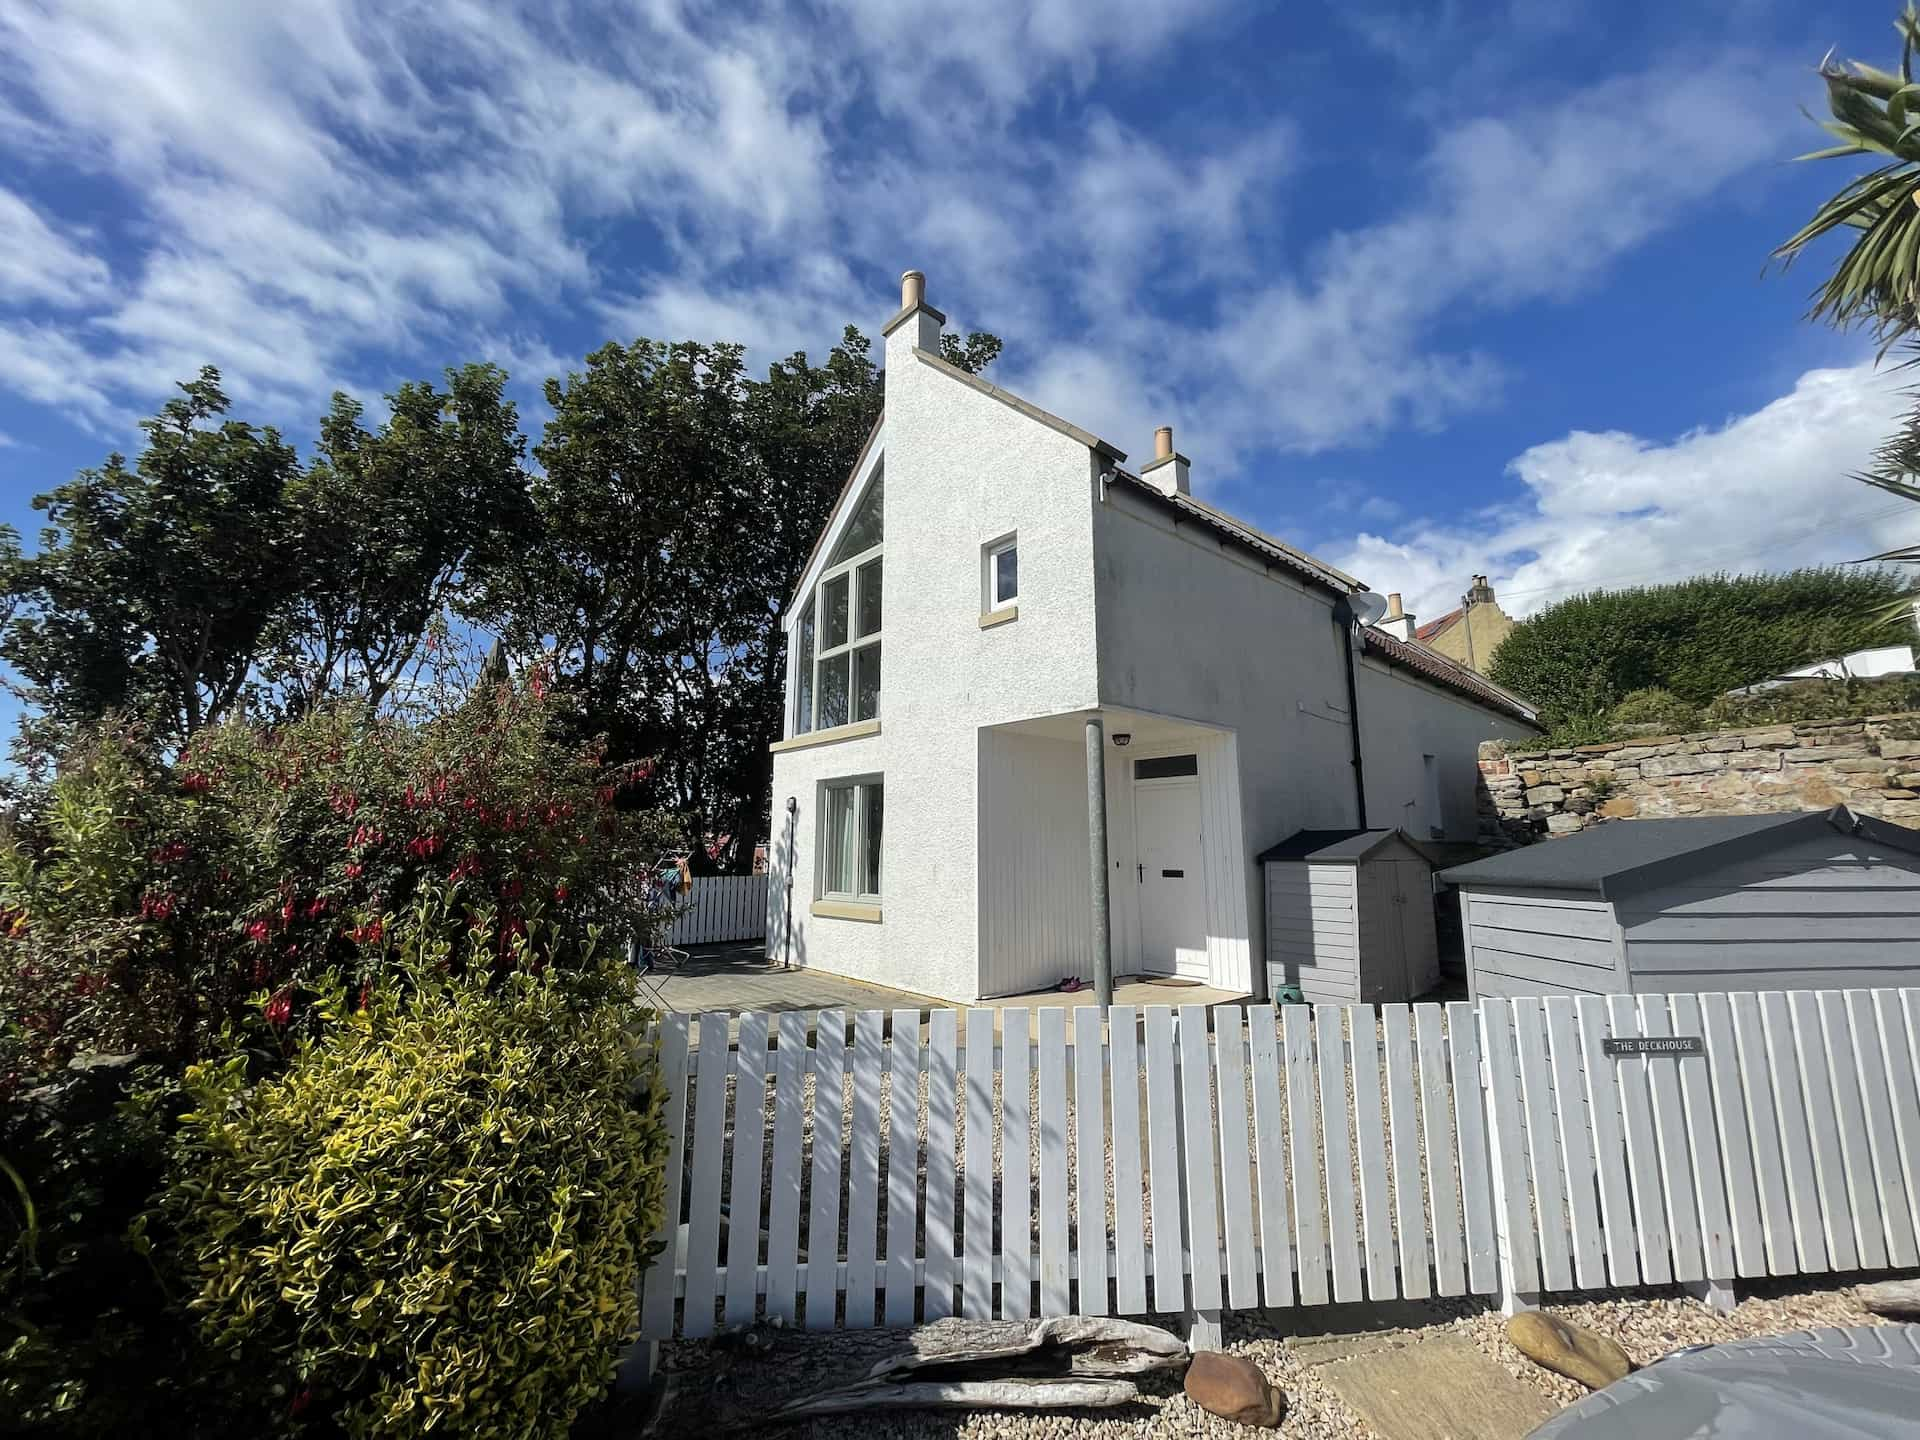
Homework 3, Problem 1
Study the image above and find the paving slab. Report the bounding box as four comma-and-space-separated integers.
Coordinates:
1316, 1331, 1559, 1440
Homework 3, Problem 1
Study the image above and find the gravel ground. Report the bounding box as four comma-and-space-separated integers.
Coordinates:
661, 1278, 1897, 1435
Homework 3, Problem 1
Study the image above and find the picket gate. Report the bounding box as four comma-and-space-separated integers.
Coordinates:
636, 988, 1920, 1339
665, 874, 769, 945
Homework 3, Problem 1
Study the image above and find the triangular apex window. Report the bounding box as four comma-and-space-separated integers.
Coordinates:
829, 477, 883, 565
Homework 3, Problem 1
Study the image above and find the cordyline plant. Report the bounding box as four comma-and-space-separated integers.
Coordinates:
1774, 4, 1920, 345
1774, 5, 1920, 616
0, 671, 677, 1078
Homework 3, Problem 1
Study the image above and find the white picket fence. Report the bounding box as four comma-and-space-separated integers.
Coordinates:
665, 874, 769, 945
636, 989, 1920, 1339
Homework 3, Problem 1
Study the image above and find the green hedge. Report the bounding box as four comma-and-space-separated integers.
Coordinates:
1489, 568, 1911, 734
156, 906, 667, 1438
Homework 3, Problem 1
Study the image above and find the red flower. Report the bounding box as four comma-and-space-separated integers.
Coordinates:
289, 1387, 313, 1417
264, 990, 292, 1027
304, 896, 329, 919
149, 839, 189, 865
245, 919, 270, 944
553, 882, 569, 902
179, 772, 212, 795
345, 863, 364, 879
140, 892, 176, 921
357, 981, 372, 1011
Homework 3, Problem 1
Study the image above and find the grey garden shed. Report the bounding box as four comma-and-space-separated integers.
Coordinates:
1259, 829, 1439, 1004
1438, 805, 1920, 1000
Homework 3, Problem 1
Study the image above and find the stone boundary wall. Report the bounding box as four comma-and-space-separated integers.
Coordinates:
1477, 711, 1920, 847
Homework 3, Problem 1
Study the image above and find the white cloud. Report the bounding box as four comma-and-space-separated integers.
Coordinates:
0, 187, 110, 306
0, 0, 1806, 493
1328, 362, 1914, 621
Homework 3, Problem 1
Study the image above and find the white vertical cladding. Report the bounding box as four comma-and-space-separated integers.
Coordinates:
1355, 658, 1534, 842
767, 295, 1103, 1003
978, 727, 1094, 996
1090, 489, 1357, 976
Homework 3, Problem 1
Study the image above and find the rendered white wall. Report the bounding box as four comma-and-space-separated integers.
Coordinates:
1092, 487, 1359, 974
765, 318, 1104, 1003
1355, 658, 1536, 842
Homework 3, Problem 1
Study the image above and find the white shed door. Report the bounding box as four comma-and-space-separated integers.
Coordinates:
1134, 776, 1208, 979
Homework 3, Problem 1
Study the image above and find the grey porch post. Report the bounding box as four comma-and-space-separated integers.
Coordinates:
1086, 715, 1114, 1007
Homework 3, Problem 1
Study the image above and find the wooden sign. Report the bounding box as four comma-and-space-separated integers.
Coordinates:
1603, 1036, 1703, 1057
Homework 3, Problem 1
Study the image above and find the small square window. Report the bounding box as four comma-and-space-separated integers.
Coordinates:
984, 534, 1017, 612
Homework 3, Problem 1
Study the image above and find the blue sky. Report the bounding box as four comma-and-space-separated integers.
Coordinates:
0, 0, 1912, 633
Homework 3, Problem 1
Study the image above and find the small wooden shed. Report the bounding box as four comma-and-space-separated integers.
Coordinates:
1439, 805, 1920, 1000
1259, 829, 1439, 1004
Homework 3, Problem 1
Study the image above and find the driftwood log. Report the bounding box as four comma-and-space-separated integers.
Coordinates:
771, 1316, 1191, 1419
689, 1315, 1190, 1425
1858, 1280, 1920, 1318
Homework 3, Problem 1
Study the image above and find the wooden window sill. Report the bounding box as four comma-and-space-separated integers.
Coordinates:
811, 899, 882, 923
979, 605, 1018, 630
770, 718, 880, 754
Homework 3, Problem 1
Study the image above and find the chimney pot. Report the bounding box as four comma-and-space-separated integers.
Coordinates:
1154, 425, 1173, 460
901, 269, 926, 311
1386, 592, 1403, 619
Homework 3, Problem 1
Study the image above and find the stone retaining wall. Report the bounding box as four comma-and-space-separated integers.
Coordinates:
1477, 712, 1920, 847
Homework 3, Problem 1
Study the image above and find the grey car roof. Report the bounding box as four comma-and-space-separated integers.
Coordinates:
1438, 805, 1920, 898
1526, 1324, 1920, 1439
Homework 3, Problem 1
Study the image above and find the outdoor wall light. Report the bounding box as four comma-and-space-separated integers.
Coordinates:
1113, 732, 1131, 747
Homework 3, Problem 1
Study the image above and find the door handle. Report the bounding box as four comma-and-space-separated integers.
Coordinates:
1137, 862, 1144, 883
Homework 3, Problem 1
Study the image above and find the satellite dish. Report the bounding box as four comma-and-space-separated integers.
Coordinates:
1348, 590, 1390, 627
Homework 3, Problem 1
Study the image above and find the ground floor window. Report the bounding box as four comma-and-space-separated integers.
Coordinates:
820, 776, 883, 899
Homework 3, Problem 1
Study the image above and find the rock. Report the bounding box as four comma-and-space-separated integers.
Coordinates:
1641, 753, 1721, 777
1545, 814, 1585, 835
1507, 1311, 1632, 1391
1597, 796, 1639, 819
1526, 784, 1566, 805
1185, 1351, 1286, 1428
1857, 1279, 1920, 1318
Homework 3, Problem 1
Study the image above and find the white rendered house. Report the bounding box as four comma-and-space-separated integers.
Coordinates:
766, 271, 1538, 1003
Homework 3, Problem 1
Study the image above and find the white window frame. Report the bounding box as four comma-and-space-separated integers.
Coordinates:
799, 540, 882, 733
983, 532, 1018, 613
817, 774, 883, 901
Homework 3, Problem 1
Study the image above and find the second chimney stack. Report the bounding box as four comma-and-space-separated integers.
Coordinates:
1143, 423, 1190, 497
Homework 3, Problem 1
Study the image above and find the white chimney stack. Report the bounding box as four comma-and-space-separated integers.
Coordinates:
882, 266, 944, 362
1142, 423, 1190, 497
1376, 590, 1417, 641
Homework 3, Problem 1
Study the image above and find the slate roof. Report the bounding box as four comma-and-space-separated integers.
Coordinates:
1415, 607, 1463, 642
1360, 626, 1539, 725
1256, 828, 1430, 864
1437, 805, 1920, 897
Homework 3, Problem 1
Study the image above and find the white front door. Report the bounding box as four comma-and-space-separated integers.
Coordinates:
1133, 770, 1208, 979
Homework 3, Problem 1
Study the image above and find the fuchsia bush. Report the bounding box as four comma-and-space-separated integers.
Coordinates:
1, 674, 675, 1075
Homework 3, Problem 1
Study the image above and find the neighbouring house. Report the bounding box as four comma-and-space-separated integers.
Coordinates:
1724, 640, 1918, 695
1376, 576, 1515, 677
764, 270, 1539, 1003
1441, 806, 1920, 999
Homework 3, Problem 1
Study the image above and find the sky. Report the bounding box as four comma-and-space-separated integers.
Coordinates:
0, 0, 1914, 636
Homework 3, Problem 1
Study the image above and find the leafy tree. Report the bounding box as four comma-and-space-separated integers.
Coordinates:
467, 324, 999, 870
3, 370, 304, 740
1488, 568, 1911, 734
268, 365, 529, 714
